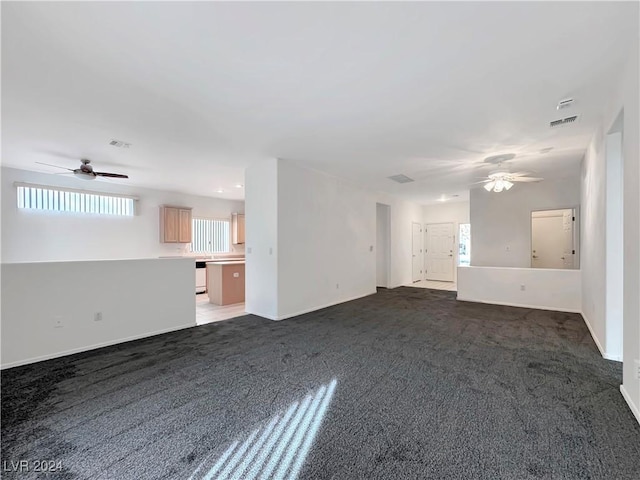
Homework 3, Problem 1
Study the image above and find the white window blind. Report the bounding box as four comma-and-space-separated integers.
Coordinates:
191, 218, 230, 253
16, 183, 136, 216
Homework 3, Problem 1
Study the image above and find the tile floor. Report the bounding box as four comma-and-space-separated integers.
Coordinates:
196, 293, 246, 325
195, 279, 455, 326
408, 279, 457, 291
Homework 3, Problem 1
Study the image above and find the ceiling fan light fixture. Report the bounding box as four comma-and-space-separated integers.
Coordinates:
484, 178, 514, 192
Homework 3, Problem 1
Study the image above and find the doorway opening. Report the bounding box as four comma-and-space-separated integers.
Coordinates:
531, 209, 578, 269
376, 203, 391, 288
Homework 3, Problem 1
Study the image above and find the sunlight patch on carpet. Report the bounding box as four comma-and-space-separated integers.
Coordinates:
189, 379, 338, 480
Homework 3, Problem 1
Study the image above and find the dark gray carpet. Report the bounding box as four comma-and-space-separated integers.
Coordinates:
2, 287, 639, 479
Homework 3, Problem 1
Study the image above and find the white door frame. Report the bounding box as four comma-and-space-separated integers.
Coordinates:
411, 222, 423, 283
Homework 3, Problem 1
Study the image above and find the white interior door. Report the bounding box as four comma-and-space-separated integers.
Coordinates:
411, 223, 423, 283
531, 209, 574, 269
425, 223, 455, 281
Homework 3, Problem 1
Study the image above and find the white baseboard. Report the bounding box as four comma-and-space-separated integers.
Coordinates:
247, 291, 376, 321
579, 312, 622, 362
456, 296, 582, 314
455, 297, 624, 362
1, 323, 196, 370
620, 385, 640, 425
243, 308, 277, 321
579, 312, 607, 357
274, 291, 376, 321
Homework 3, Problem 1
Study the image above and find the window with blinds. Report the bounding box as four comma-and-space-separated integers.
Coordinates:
16, 184, 136, 216
191, 218, 231, 253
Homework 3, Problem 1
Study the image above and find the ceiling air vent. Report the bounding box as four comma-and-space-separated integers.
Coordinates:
388, 174, 414, 184
109, 139, 132, 148
549, 115, 579, 128
557, 98, 574, 110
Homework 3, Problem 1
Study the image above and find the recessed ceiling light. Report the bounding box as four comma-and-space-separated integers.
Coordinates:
235, 184, 244, 188
437, 194, 459, 202
216, 189, 223, 193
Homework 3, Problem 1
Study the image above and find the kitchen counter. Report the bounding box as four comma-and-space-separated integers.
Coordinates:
206, 261, 245, 265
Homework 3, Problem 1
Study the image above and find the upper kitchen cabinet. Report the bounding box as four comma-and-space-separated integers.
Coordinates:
232, 213, 245, 244
160, 206, 192, 243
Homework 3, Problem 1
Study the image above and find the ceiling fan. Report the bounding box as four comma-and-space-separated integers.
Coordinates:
36, 159, 129, 180
475, 167, 543, 193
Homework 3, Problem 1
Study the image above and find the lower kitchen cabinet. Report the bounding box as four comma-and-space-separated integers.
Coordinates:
207, 261, 245, 305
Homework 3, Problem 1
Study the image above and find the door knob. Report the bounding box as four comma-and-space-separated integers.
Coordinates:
448, 254, 453, 257
532, 255, 538, 259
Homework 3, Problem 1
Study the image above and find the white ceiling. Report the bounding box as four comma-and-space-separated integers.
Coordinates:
2, 2, 637, 203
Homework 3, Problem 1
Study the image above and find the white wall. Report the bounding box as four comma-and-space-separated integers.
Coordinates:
423, 201, 470, 225
245, 159, 381, 320
581, 37, 640, 422
244, 158, 279, 320
1, 167, 245, 263
457, 266, 581, 313
470, 178, 580, 268
277, 159, 376, 319
581, 133, 607, 357
605, 130, 624, 359
1, 258, 195, 368
423, 201, 470, 281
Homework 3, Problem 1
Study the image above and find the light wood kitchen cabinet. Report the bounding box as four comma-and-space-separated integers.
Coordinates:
160, 206, 192, 243
232, 213, 245, 244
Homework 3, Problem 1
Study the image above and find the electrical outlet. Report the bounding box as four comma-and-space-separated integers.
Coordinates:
53, 315, 64, 329
233, 272, 239, 278
94, 312, 103, 322
520, 285, 526, 291
247, 247, 252, 254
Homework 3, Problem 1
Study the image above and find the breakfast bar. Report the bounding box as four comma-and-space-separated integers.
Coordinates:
206, 261, 245, 305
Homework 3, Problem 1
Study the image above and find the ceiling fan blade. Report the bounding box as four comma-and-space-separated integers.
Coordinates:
54, 172, 75, 175
95, 172, 129, 179
471, 179, 491, 185
508, 171, 533, 177
36, 161, 73, 171
511, 177, 543, 182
